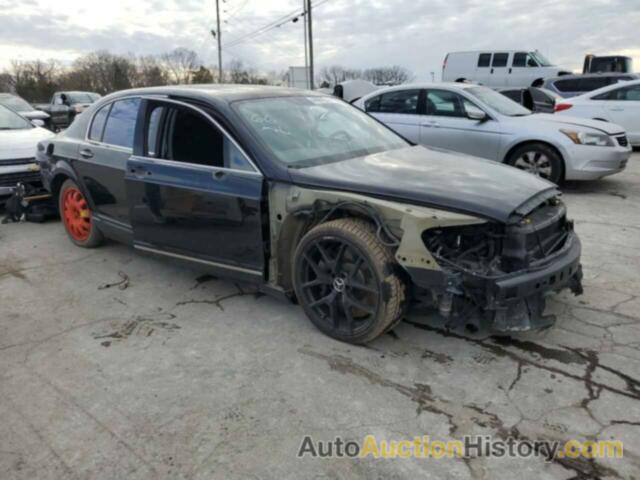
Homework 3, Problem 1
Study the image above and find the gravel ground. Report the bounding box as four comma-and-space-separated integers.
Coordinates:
1, 153, 639, 479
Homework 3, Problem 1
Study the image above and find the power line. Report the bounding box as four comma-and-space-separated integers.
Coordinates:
222, 0, 330, 50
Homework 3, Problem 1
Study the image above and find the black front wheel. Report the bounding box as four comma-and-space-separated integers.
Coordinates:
506, 142, 564, 184
293, 219, 406, 344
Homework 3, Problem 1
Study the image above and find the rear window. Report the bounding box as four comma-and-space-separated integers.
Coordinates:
102, 98, 141, 149
477, 53, 491, 67
492, 53, 509, 67
554, 77, 610, 93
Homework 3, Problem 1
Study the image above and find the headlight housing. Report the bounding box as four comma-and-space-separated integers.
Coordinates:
560, 129, 614, 147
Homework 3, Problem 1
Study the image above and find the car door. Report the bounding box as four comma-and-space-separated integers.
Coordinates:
364, 89, 423, 143
73, 97, 140, 226
600, 84, 640, 143
125, 98, 265, 276
487, 52, 510, 87
475, 53, 493, 85
50, 93, 67, 126
419, 89, 502, 160
509, 52, 537, 87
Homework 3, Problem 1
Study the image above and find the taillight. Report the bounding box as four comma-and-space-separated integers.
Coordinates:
554, 103, 572, 112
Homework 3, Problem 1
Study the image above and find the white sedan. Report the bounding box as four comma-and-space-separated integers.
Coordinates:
555, 79, 640, 147
0, 104, 54, 200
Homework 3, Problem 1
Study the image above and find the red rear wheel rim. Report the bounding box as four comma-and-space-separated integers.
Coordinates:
62, 187, 92, 241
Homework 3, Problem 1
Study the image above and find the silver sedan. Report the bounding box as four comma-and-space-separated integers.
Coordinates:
354, 83, 631, 183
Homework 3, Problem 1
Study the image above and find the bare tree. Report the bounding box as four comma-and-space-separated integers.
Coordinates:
9, 59, 60, 102
317, 65, 362, 86
363, 66, 413, 85
161, 48, 201, 84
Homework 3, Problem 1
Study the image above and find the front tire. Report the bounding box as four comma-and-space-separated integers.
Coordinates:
293, 218, 406, 344
59, 179, 104, 248
506, 142, 564, 184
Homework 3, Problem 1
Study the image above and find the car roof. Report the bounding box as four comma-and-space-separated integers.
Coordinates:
545, 72, 639, 82
102, 84, 326, 104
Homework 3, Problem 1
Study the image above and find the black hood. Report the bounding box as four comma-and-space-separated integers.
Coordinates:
288, 146, 558, 223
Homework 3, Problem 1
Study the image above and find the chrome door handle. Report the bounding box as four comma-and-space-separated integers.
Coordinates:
79, 148, 94, 159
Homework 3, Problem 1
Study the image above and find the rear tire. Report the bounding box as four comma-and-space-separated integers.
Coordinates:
59, 179, 104, 248
506, 142, 564, 184
293, 218, 406, 344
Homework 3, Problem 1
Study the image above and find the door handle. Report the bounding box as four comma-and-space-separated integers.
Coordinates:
213, 170, 226, 180
79, 148, 94, 159
129, 165, 150, 177
610, 107, 624, 111
508, 68, 512, 74
490, 68, 494, 74
421, 121, 440, 128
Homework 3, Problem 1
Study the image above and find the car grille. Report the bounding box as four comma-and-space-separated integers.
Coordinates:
0, 171, 42, 187
0, 157, 36, 166
617, 135, 629, 147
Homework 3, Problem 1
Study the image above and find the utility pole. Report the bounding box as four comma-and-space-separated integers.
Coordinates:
303, 0, 309, 89
305, 0, 314, 90
215, 0, 223, 83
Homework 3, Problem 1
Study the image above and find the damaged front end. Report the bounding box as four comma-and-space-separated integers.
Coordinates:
413, 196, 583, 332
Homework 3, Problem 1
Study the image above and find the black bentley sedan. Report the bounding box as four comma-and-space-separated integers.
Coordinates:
38, 85, 583, 343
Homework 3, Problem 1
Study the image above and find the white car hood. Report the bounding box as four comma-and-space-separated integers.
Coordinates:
520, 113, 624, 135
0, 127, 54, 160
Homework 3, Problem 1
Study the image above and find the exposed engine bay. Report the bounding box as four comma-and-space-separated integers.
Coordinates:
418, 197, 583, 332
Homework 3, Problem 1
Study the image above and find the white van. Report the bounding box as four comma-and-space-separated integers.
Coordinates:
442, 50, 571, 88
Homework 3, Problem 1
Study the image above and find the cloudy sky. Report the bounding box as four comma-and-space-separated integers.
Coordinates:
1, 0, 638, 80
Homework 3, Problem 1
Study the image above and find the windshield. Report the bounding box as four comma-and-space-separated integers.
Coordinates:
467, 86, 532, 116
0, 94, 32, 112
67, 93, 98, 104
0, 104, 32, 130
530, 51, 554, 67
234, 96, 408, 168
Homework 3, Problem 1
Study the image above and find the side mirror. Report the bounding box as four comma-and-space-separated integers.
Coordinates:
61, 94, 69, 105
527, 59, 537, 67
466, 105, 488, 121
31, 119, 45, 127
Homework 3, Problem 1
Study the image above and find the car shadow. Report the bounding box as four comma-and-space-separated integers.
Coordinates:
562, 178, 629, 199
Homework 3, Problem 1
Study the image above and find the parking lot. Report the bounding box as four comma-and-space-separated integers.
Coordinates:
1, 153, 639, 479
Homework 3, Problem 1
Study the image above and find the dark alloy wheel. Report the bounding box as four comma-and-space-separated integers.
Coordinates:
293, 219, 406, 344
507, 142, 564, 184
59, 179, 104, 248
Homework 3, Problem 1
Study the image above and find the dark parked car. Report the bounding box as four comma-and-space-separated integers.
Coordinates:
498, 87, 561, 113
34, 91, 101, 131
542, 73, 638, 98
38, 86, 583, 343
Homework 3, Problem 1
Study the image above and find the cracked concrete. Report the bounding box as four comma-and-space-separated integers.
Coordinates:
1, 153, 639, 479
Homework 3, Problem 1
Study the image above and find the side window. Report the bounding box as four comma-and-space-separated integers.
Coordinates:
492, 53, 509, 67
477, 53, 491, 67
88, 104, 110, 141
608, 85, 640, 101
145, 104, 254, 172
426, 90, 465, 117
554, 78, 580, 93
102, 98, 141, 149
501, 90, 522, 102
364, 95, 381, 113
378, 89, 420, 114
579, 77, 609, 91
512, 52, 528, 67
622, 85, 640, 101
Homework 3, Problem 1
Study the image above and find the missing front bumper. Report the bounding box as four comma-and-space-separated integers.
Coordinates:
408, 232, 584, 332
